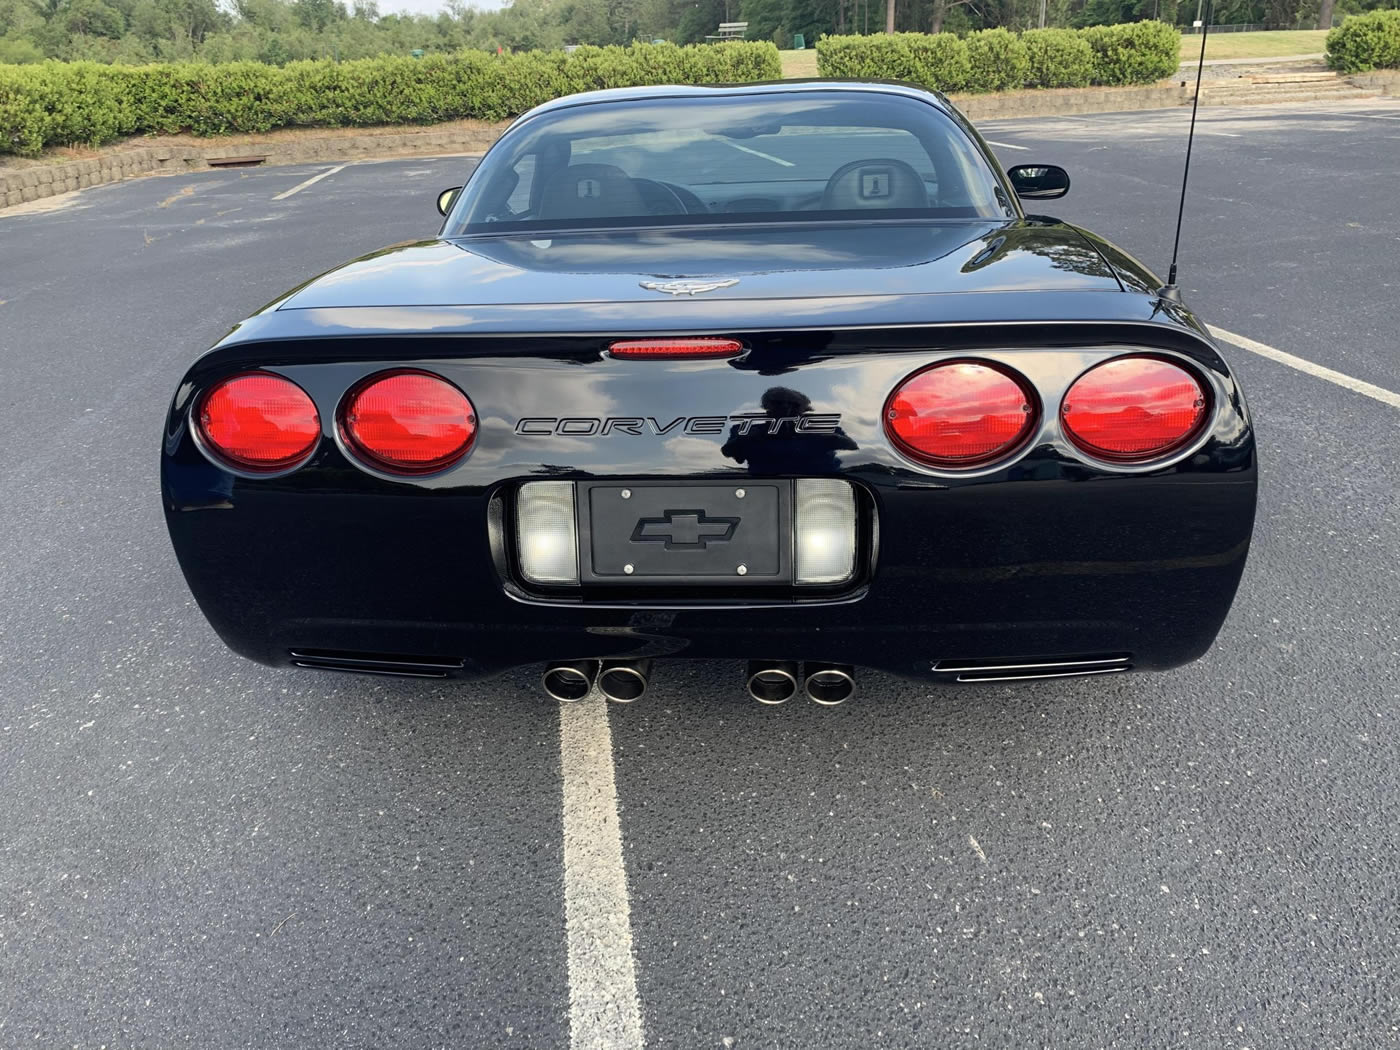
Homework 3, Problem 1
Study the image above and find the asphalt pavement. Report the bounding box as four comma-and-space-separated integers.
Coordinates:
1, 99, 1398, 1049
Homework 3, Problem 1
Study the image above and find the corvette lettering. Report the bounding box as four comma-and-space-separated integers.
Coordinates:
515, 414, 842, 436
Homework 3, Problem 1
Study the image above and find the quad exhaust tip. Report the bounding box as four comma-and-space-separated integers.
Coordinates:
546, 658, 853, 705
747, 661, 800, 705
748, 661, 855, 705
598, 660, 650, 703
542, 660, 598, 702
803, 663, 855, 706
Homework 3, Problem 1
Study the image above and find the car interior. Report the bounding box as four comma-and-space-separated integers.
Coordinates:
480, 158, 992, 225
455, 112, 1010, 231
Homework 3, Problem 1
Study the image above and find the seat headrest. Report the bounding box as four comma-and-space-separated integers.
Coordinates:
537, 163, 646, 220
822, 158, 929, 211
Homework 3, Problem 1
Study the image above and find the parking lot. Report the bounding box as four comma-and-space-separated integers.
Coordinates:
2, 97, 1398, 1049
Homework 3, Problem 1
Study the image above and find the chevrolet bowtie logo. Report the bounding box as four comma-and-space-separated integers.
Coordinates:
631, 509, 739, 551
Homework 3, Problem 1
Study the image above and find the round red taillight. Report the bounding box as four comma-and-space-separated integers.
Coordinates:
197, 372, 321, 473
1061, 356, 1208, 462
341, 371, 476, 474
884, 360, 1037, 468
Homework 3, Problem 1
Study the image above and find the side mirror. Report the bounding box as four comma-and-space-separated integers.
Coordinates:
1006, 164, 1070, 200
437, 186, 461, 216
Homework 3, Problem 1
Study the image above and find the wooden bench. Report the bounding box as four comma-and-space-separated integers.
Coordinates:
705, 21, 749, 41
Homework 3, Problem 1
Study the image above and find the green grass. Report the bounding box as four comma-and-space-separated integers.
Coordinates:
780, 48, 819, 77
1179, 28, 1328, 61
781, 29, 1329, 79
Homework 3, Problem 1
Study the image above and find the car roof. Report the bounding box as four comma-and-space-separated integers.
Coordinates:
516, 79, 957, 122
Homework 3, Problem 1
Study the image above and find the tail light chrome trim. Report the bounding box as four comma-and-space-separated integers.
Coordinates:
338, 369, 477, 476
191, 370, 322, 478
883, 359, 1040, 472
879, 347, 1226, 478
1060, 354, 1211, 464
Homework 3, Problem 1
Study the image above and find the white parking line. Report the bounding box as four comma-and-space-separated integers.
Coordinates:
560, 699, 645, 1050
1210, 326, 1400, 411
985, 140, 1029, 150
725, 141, 796, 167
271, 164, 347, 200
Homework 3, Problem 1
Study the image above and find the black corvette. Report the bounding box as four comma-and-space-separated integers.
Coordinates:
162, 81, 1257, 705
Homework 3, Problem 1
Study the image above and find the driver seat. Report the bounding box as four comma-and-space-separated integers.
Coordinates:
822, 158, 929, 211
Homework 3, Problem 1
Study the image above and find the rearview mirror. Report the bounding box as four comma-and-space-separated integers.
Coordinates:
1006, 164, 1070, 201
437, 186, 461, 216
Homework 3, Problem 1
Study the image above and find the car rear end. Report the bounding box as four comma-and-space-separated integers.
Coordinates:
161, 306, 1257, 696
162, 83, 1257, 700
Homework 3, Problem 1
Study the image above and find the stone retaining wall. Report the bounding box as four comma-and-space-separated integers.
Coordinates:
1349, 70, 1400, 96
3, 148, 159, 207
950, 82, 1190, 121
192, 126, 503, 167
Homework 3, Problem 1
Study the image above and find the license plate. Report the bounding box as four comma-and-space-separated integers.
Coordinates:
578, 481, 792, 584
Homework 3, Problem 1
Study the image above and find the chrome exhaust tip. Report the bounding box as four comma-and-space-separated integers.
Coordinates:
746, 661, 799, 704
598, 660, 650, 703
803, 663, 855, 706
542, 660, 598, 702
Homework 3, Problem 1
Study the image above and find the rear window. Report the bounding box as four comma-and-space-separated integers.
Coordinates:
447, 91, 1013, 235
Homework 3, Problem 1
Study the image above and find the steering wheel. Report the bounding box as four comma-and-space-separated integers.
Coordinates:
632, 178, 705, 216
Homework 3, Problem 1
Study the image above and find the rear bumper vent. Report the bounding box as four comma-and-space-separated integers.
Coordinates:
288, 649, 464, 679
934, 654, 1131, 683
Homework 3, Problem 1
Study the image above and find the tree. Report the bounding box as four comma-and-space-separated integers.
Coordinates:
158, 0, 222, 43
928, 0, 975, 32
0, 33, 45, 57
787, 0, 840, 41
291, 0, 343, 31
674, 0, 724, 42
129, 0, 168, 41
26, 0, 65, 21
739, 0, 785, 40
64, 0, 125, 37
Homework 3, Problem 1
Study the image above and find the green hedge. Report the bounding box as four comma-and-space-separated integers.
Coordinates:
816, 20, 1178, 93
0, 40, 782, 157
1021, 28, 1095, 89
812, 32, 971, 91
1326, 10, 1400, 73
1078, 20, 1179, 85
964, 28, 1029, 93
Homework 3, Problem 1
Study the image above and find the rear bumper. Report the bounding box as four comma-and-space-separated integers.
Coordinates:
163, 467, 1255, 684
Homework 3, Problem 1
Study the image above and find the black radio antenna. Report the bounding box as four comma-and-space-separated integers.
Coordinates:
1160, 5, 1211, 303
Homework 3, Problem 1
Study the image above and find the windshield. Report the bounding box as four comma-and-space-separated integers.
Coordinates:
446, 91, 1015, 235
